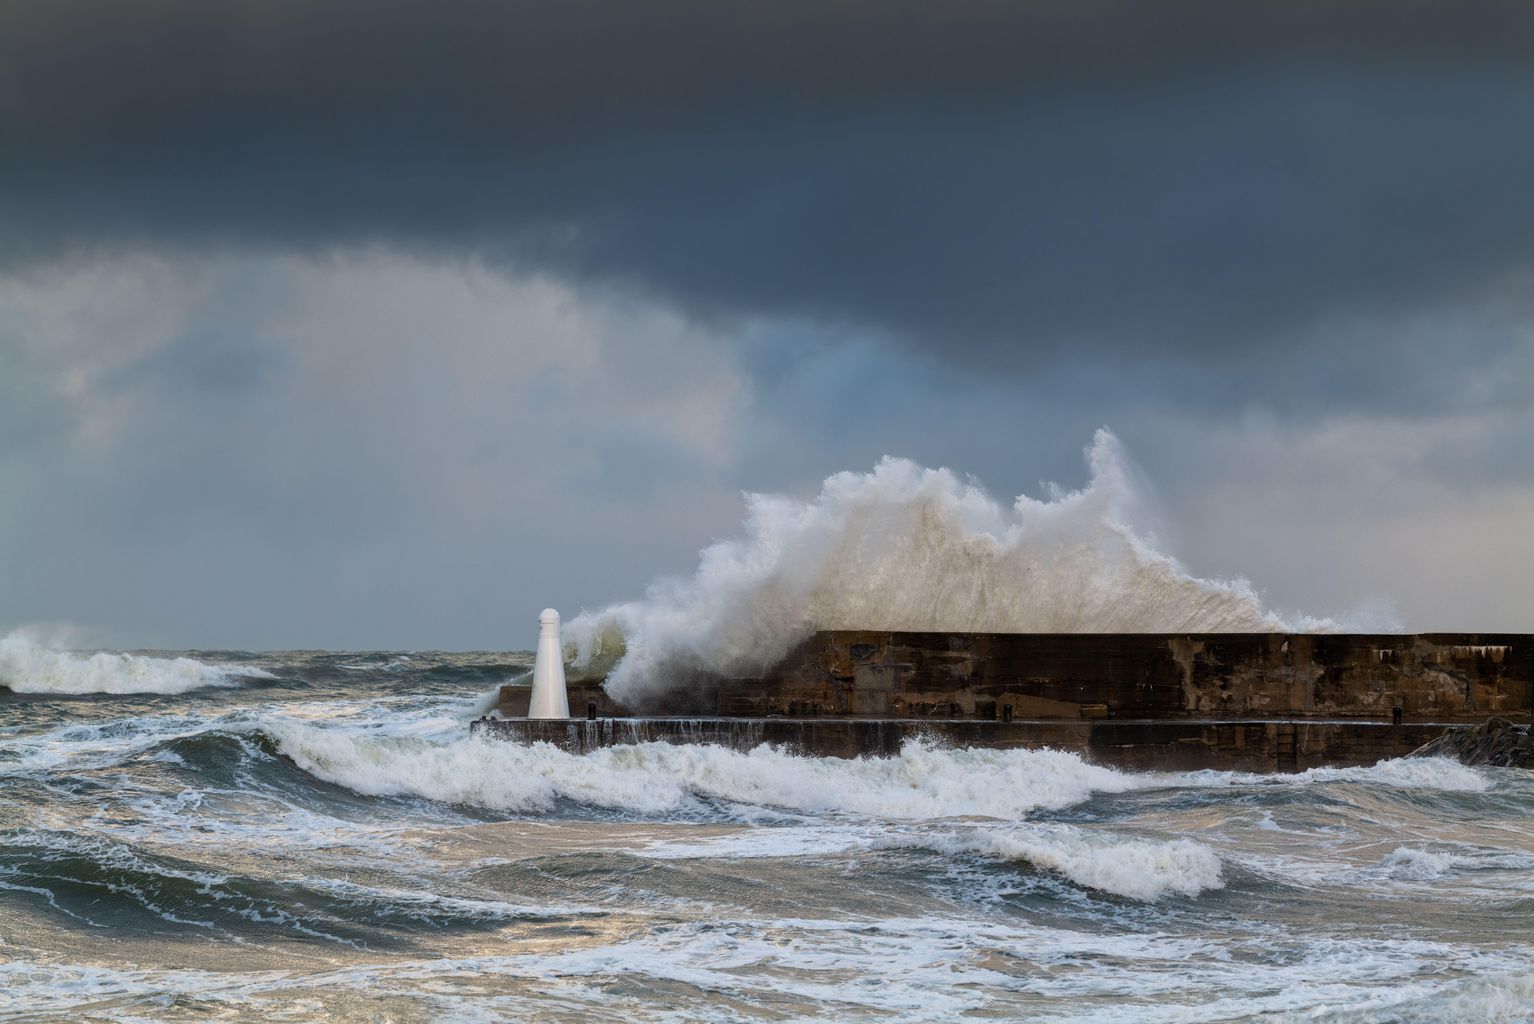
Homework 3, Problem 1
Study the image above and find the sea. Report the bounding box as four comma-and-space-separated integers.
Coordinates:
1, 642, 1531, 1023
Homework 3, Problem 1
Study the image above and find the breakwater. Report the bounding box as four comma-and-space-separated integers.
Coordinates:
479, 631, 1532, 769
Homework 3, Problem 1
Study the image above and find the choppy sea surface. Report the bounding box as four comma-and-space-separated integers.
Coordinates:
1, 645, 1531, 1023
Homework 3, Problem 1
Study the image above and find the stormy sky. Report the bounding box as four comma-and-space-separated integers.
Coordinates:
2, 0, 1531, 648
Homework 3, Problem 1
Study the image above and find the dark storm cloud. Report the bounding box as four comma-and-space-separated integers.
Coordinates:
4, 0, 1534, 375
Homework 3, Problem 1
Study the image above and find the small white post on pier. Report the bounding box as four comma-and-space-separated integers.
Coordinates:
528, 608, 570, 719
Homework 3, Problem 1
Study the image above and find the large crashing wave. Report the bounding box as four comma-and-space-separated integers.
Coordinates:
0, 633, 272, 695
265, 724, 1146, 819
569, 429, 1337, 707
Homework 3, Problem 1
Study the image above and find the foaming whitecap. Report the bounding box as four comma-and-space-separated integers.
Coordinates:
6, 649, 1530, 1024
917, 825, 1224, 900
0, 633, 272, 696
1291, 757, 1492, 792
637, 822, 1225, 900
1177, 756, 1492, 795
265, 727, 1154, 819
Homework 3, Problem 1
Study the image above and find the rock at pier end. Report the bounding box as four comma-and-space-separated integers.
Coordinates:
1410, 717, 1533, 768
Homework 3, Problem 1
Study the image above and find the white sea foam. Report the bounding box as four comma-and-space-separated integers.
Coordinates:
0, 632, 271, 695
0, 714, 220, 776
1376, 846, 1469, 881
1290, 757, 1492, 792
1376, 845, 1534, 881
568, 430, 1344, 706
923, 825, 1224, 900
7, 923, 1521, 1023
1178, 756, 1492, 794
1282, 969, 1534, 1024
265, 727, 1152, 819
637, 823, 1224, 900
636, 824, 889, 861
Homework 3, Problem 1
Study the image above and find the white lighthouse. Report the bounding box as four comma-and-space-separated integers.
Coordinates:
527, 608, 570, 719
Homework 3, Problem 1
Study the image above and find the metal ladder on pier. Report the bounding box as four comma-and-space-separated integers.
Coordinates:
1274, 723, 1298, 771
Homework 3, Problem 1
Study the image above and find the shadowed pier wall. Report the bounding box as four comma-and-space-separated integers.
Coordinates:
719, 631, 1532, 722
477, 632, 1532, 770
471, 716, 1461, 772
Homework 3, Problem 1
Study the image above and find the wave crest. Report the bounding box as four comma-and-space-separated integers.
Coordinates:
266, 726, 1150, 819
0, 633, 272, 695
927, 825, 1223, 900
637, 822, 1224, 900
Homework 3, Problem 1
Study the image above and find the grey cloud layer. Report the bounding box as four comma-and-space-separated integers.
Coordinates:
4, 252, 1530, 647
0, 256, 749, 647
6, 0, 1534, 384
3, 2, 1533, 645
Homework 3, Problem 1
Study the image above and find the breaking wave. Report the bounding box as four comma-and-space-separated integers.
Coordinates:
925, 825, 1224, 900
0, 633, 272, 695
636, 823, 1224, 901
1376, 845, 1534, 881
1181, 755, 1492, 794
4, 649, 1529, 1022
265, 725, 1224, 899
1291, 756, 1491, 792
265, 726, 1151, 819
568, 429, 1345, 706
1296, 969, 1534, 1024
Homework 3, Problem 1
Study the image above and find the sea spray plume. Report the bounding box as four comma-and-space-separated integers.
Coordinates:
467, 668, 531, 720
568, 430, 1332, 707
0, 631, 272, 695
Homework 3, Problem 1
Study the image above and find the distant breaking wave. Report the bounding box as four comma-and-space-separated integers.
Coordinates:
0, 633, 272, 695
569, 429, 1344, 706
637, 823, 1225, 901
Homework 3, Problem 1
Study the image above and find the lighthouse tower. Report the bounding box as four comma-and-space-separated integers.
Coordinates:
528, 608, 570, 719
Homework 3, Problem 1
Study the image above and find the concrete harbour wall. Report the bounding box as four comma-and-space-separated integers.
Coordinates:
484, 631, 1532, 769
500, 632, 1532, 722
726, 631, 1533, 722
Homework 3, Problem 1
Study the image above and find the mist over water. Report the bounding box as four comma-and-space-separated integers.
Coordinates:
2, 647, 1530, 1022
569, 431, 1360, 706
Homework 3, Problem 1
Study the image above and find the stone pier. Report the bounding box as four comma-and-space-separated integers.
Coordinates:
476, 631, 1532, 770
